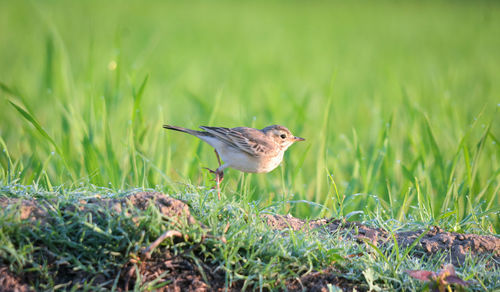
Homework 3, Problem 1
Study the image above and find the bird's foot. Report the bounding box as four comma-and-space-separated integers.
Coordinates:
203, 167, 216, 174
203, 167, 224, 181
203, 167, 224, 199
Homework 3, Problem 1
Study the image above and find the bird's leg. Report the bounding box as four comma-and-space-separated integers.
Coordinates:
202, 150, 224, 181
214, 169, 224, 200
202, 167, 224, 200
213, 150, 224, 183
203, 150, 224, 199
214, 149, 222, 166
213, 150, 225, 199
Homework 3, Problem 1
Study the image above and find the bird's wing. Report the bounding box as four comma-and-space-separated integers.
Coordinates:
199, 126, 275, 157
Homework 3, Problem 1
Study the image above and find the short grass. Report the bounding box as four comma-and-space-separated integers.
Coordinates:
0, 0, 499, 290
1, 186, 498, 291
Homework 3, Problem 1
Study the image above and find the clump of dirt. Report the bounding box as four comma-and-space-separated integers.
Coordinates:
120, 249, 230, 292
264, 214, 500, 266
88, 192, 197, 225
0, 267, 33, 292
0, 192, 199, 291
1, 193, 498, 291
263, 213, 328, 231
396, 226, 499, 265
0, 197, 48, 223
0, 192, 196, 226
286, 267, 363, 292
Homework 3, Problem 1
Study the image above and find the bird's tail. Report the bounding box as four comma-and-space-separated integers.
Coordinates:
163, 125, 204, 136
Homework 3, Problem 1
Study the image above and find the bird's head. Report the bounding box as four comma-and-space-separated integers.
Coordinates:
262, 125, 305, 150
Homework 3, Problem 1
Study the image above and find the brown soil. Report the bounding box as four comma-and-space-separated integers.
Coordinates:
285, 267, 363, 292
1, 192, 498, 291
264, 214, 500, 266
0, 267, 33, 292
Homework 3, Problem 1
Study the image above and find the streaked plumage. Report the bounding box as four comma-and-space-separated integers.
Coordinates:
163, 124, 305, 198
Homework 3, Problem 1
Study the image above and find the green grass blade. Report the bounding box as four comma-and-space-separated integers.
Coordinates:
423, 114, 445, 185
8, 100, 60, 154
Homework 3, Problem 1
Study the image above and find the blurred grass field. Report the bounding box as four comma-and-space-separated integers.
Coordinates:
0, 0, 499, 230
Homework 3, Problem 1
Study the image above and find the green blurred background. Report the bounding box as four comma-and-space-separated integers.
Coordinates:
0, 0, 499, 229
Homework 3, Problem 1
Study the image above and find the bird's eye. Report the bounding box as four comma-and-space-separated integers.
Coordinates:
280, 134, 287, 139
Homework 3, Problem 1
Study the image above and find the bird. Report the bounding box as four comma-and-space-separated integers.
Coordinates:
163, 124, 305, 199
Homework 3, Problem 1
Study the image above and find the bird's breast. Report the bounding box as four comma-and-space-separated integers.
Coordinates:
219, 148, 283, 173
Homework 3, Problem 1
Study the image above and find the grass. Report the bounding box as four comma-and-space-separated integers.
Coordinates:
0, 0, 499, 290
1, 185, 498, 291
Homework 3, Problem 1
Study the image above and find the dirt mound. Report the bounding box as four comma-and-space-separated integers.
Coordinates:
0, 192, 199, 291
0, 197, 49, 223
121, 249, 229, 292
0, 267, 33, 292
264, 214, 500, 266
107, 192, 195, 225
285, 267, 362, 292
1, 193, 498, 291
0, 192, 195, 226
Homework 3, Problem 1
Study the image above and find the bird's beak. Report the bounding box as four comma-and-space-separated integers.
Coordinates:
294, 136, 305, 142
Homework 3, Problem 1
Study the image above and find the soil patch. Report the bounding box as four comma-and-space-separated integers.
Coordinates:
264, 214, 500, 266
0, 267, 33, 292
1, 192, 498, 291
120, 249, 231, 292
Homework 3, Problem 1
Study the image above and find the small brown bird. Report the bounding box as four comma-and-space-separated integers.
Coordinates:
163, 125, 305, 199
